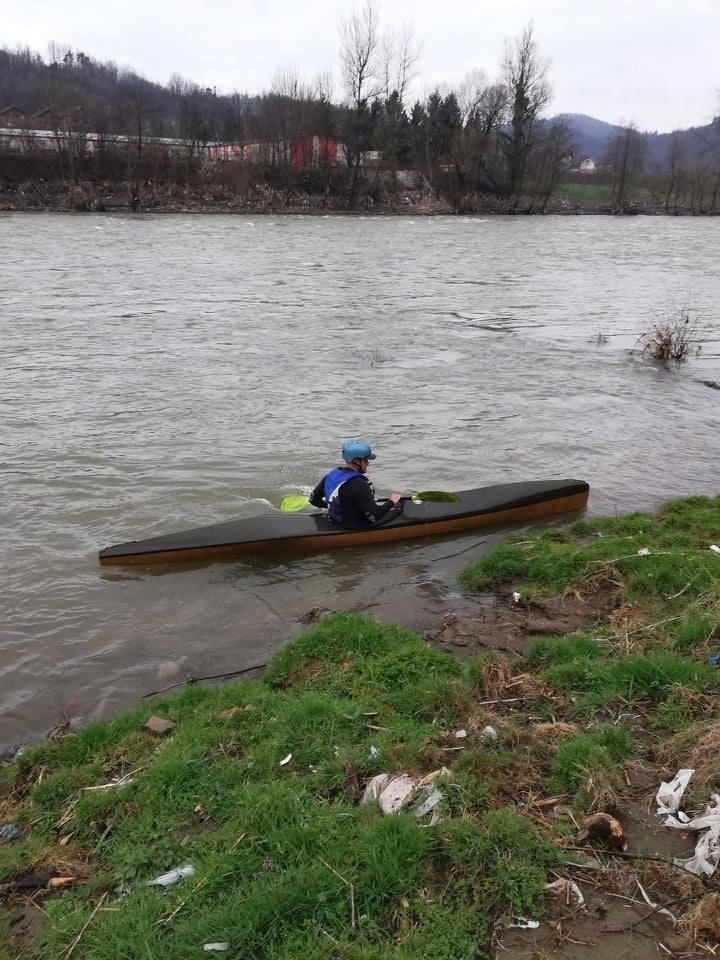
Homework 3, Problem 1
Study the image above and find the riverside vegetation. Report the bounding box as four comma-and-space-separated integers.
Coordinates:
1, 494, 720, 958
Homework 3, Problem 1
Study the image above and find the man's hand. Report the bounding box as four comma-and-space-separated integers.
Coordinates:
389, 493, 402, 505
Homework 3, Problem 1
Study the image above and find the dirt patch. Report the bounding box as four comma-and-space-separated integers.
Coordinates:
6, 898, 48, 956
431, 587, 620, 658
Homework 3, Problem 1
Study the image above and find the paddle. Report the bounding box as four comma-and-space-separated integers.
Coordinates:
279, 490, 460, 512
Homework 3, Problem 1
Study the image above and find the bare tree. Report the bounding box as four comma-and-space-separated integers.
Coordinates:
605, 121, 646, 211
500, 23, 551, 207
528, 117, 575, 212
339, 0, 381, 204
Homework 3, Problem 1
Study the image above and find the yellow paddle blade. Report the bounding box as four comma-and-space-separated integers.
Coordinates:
280, 495, 312, 512
413, 490, 461, 503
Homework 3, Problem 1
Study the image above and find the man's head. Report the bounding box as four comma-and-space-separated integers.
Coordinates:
342, 439, 376, 473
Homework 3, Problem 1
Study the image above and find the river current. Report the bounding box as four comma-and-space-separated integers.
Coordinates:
1, 212, 719, 750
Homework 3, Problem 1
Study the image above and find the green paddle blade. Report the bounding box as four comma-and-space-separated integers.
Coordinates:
413, 490, 461, 503
280, 495, 311, 512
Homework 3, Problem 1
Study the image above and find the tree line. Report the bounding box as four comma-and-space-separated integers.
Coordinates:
1, 4, 719, 213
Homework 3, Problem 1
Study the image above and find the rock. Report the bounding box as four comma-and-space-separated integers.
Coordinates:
576, 812, 627, 852
143, 716, 176, 736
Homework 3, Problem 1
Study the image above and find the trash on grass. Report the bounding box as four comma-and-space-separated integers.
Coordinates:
203, 945, 229, 952
415, 787, 444, 819
656, 771, 720, 877
657, 768, 694, 816
361, 768, 451, 818
147, 864, 196, 887
545, 877, 585, 907
508, 917, 539, 929
279, 753, 292, 766
0, 823, 22, 843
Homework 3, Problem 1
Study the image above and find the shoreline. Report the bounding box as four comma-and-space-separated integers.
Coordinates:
2, 494, 719, 957
2, 181, 718, 217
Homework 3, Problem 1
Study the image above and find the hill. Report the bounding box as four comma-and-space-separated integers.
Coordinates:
552, 111, 720, 167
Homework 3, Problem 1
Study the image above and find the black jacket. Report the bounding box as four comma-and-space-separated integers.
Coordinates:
309, 472, 404, 529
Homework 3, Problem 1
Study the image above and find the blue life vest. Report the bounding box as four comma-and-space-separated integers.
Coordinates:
323, 467, 368, 524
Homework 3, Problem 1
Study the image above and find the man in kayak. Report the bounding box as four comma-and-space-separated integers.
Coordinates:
309, 439, 404, 529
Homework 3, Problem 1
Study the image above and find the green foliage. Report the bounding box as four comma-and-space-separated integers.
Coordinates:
524, 633, 601, 665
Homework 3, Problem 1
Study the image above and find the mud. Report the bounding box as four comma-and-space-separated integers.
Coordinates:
431, 587, 620, 658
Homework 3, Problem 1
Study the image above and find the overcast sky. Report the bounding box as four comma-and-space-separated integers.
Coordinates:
4, 0, 719, 132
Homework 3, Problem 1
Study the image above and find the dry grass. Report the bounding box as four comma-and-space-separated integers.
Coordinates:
655, 719, 720, 795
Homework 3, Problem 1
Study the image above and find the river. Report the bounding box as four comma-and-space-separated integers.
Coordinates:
1, 212, 719, 751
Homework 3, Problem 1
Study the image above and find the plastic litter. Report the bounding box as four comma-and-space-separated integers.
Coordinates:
415, 788, 444, 819
545, 878, 585, 907
481, 725, 498, 742
656, 768, 694, 815
0, 823, 22, 843
279, 753, 292, 766
147, 864, 196, 887
637, 547, 651, 556
508, 917, 539, 929
203, 944, 229, 952
656, 770, 720, 877
368, 774, 417, 815
361, 769, 451, 818
710, 545, 720, 555
636, 880, 677, 925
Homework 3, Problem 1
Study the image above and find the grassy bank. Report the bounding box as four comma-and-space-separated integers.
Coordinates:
1, 495, 719, 958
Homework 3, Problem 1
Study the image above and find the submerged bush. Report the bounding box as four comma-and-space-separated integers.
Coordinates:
634, 306, 699, 362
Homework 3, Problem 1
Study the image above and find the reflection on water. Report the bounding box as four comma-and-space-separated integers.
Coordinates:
1, 213, 719, 749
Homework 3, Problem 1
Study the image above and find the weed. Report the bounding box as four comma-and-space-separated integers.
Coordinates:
549, 728, 633, 807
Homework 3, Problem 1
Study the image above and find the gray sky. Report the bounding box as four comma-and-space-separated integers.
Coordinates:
4, 0, 719, 132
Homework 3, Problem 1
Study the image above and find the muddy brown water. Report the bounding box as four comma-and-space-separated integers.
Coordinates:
2, 212, 719, 751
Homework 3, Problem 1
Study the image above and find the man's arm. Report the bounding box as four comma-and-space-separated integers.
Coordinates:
309, 478, 327, 509
347, 477, 402, 524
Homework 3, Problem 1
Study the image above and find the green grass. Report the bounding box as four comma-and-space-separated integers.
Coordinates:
549, 728, 633, 796
460, 497, 720, 604
554, 181, 615, 202
2, 615, 558, 960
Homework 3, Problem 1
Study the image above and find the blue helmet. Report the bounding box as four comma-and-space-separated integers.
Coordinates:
342, 439, 377, 462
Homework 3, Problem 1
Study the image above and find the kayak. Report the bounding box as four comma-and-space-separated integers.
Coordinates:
98, 479, 589, 566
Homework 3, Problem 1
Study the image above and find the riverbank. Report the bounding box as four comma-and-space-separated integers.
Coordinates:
2, 494, 719, 958
0, 178, 714, 216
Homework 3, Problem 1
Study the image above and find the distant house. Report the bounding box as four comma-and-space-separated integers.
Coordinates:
578, 157, 596, 173
0, 105, 26, 128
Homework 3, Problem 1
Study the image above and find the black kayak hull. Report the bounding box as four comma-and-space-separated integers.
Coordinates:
98, 479, 589, 565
